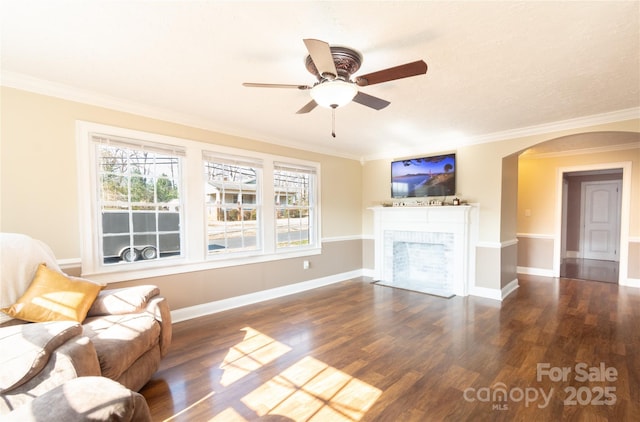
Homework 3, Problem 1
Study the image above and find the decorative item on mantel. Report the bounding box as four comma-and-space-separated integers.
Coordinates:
384, 195, 465, 207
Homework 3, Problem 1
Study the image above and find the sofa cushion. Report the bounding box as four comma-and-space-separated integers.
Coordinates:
0, 321, 82, 393
1, 264, 104, 323
0, 336, 102, 415
4, 376, 151, 422
83, 313, 160, 381
88, 285, 160, 317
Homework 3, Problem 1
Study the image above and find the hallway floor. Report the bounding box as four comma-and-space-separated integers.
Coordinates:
560, 258, 619, 284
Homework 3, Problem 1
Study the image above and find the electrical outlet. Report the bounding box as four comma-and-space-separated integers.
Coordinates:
303, 260, 310, 270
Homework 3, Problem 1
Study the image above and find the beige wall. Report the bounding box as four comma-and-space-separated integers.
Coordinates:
630, 242, 640, 278
360, 158, 391, 234
1, 87, 363, 252
501, 153, 519, 242
517, 237, 555, 270
3, 86, 639, 309
1, 87, 364, 311
518, 143, 639, 237
475, 246, 500, 289
362, 123, 640, 292
100, 239, 362, 311
501, 243, 518, 288
517, 137, 640, 278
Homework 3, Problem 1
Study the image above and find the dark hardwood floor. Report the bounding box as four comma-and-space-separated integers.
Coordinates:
141, 275, 640, 421
561, 258, 619, 284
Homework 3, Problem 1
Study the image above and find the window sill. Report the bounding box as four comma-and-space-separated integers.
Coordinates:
82, 247, 322, 284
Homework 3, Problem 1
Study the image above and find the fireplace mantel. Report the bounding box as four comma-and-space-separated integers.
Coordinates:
369, 205, 477, 296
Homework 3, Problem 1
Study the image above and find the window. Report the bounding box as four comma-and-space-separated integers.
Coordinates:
274, 163, 317, 249
203, 153, 262, 255
94, 135, 184, 265
77, 121, 320, 280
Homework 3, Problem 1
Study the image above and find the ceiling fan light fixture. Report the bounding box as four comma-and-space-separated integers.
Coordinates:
310, 80, 358, 109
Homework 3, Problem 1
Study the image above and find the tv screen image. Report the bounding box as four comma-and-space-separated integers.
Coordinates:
391, 153, 456, 198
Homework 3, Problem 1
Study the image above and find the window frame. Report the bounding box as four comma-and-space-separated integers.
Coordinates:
202, 152, 264, 258
273, 162, 318, 251
94, 135, 186, 266
76, 121, 321, 283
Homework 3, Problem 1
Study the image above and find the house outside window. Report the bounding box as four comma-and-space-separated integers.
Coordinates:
274, 163, 317, 249
204, 153, 262, 255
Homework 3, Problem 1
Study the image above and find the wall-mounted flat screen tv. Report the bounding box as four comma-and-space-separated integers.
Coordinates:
391, 153, 456, 198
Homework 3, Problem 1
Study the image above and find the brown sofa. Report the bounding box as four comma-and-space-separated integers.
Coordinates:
3, 376, 152, 422
0, 233, 171, 417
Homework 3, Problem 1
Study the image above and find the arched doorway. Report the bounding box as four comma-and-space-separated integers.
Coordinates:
517, 131, 638, 285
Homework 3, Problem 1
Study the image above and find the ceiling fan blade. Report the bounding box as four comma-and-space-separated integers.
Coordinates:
355, 60, 428, 87
303, 39, 338, 79
352, 91, 390, 110
296, 100, 318, 114
243, 82, 310, 90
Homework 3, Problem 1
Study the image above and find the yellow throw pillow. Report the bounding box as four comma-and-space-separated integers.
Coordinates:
1, 264, 104, 323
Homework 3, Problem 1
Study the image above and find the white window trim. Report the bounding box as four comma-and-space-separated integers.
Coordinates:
76, 121, 321, 283
273, 162, 319, 251
202, 151, 264, 257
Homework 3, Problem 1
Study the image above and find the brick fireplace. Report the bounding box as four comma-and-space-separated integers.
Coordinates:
371, 205, 477, 296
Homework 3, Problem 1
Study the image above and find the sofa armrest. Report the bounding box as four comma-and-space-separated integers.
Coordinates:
87, 285, 172, 357
146, 295, 172, 357
4, 376, 151, 422
0, 332, 101, 415
0, 321, 83, 393
87, 285, 160, 317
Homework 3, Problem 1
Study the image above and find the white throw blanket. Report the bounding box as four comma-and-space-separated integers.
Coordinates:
0, 233, 62, 324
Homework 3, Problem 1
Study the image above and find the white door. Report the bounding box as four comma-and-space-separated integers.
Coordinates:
581, 181, 621, 261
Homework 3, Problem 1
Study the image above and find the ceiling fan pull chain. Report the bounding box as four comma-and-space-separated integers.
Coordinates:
331, 106, 336, 138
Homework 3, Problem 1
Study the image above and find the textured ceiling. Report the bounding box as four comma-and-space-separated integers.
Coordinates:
1, 1, 639, 160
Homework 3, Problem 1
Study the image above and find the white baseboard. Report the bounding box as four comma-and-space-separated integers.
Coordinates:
469, 278, 519, 301
620, 278, 640, 288
565, 251, 580, 259
469, 285, 502, 301
518, 267, 640, 289
361, 268, 375, 279
501, 278, 519, 299
171, 266, 638, 324
171, 269, 364, 323
517, 266, 555, 277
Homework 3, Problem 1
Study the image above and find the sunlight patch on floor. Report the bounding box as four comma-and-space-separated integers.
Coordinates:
184, 327, 381, 421
219, 326, 292, 387
208, 407, 246, 421
241, 356, 382, 421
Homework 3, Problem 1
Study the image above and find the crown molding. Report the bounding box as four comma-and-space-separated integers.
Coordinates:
0, 71, 363, 161
469, 108, 640, 146
3, 71, 638, 163
521, 141, 640, 159
362, 107, 640, 161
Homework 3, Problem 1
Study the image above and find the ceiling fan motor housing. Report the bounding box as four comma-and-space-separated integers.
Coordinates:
305, 46, 363, 81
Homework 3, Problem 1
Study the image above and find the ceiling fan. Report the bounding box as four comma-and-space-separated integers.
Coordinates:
243, 39, 428, 136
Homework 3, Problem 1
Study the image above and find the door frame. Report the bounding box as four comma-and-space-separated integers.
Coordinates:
554, 162, 632, 285
580, 179, 622, 261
